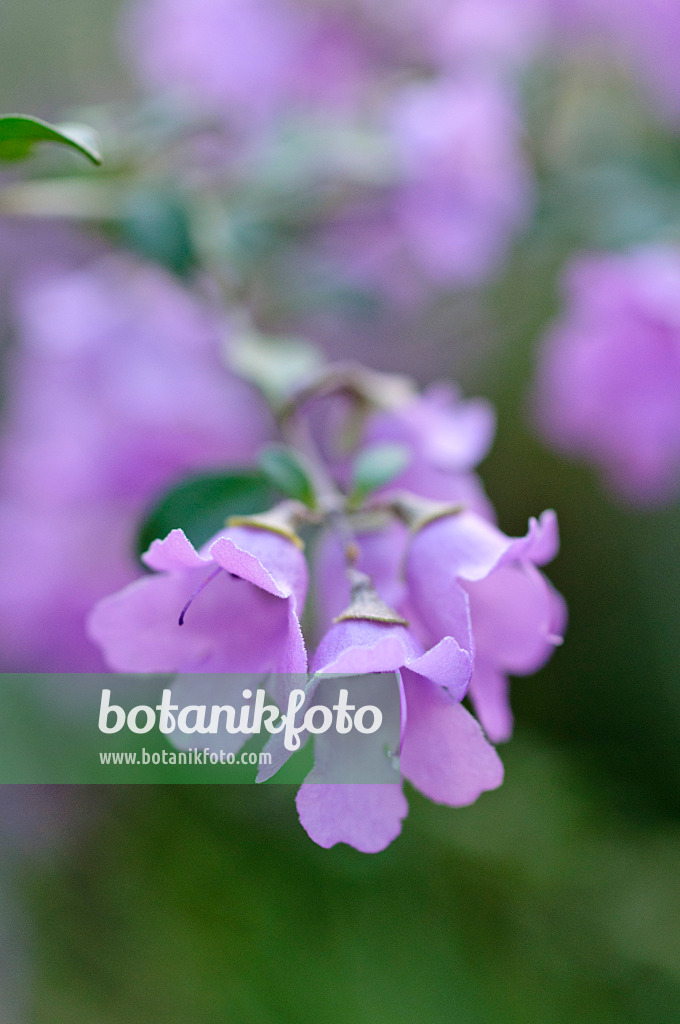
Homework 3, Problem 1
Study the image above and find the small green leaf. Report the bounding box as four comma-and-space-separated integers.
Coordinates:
0, 114, 102, 164
136, 470, 277, 562
226, 329, 323, 408
258, 445, 317, 508
349, 443, 411, 508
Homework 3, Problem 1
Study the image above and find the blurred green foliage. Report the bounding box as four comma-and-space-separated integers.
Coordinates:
26, 736, 680, 1023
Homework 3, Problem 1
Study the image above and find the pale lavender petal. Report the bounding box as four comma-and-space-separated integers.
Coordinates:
400, 670, 504, 806
511, 511, 560, 568
466, 561, 566, 675
366, 383, 496, 473
296, 783, 408, 853
406, 509, 559, 647
311, 620, 420, 676
536, 247, 680, 504
405, 544, 474, 653
209, 530, 303, 601
143, 528, 209, 572
280, 607, 309, 674
405, 635, 472, 700
467, 661, 513, 744
409, 511, 513, 585
88, 567, 301, 674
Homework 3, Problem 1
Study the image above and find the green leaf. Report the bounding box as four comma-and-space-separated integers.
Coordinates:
136, 470, 277, 562
226, 329, 323, 408
257, 445, 317, 508
118, 188, 196, 277
349, 442, 411, 508
0, 114, 102, 164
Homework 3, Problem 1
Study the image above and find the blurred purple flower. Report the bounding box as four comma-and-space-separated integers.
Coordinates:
555, 0, 680, 124
294, 616, 501, 852
125, 0, 371, 128
0, 257, 271, 670
321, 75, 534, 298
421, 0, 551, 73
2, 257, 268, 503
535, 248, 680, 504
387, 76, 533, 287
364, 382, 496, 512
0, 502, 136, 672
88, 525, 307, 674
406, 509, 565, 743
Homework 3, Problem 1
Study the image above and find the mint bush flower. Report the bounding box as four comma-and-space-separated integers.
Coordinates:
2, 256, 269, 504
0, 256, 271, 670
81, 355, 564, 852
363, 382, 496, 513
406, 509, 565, 743
387, 75, 533, 286
318, 74, 534, 300
535, 248, 680, 505
556, 0, 680, 124
294, 613, 502, 853
421, 0, 550, 72
88, 524, 307, 674
126, 0, 370, 129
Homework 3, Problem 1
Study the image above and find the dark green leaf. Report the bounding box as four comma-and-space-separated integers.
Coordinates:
257, 445, 317, 508
349, 442, 410, 507
0, 114, 102, 164
136, 470, 277, 562
118, 188, 196, 278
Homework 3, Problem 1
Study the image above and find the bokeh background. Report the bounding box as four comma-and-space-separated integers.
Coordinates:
2, 0, 680, 1021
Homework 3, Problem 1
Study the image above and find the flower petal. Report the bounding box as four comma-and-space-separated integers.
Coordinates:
209, 525, 307, 607
296, 782, 408, 853
467, 661, 513, 745
142, 528, 209, 572
400, 670, 503, 806
88, 566, 304, 674
466, 561, 566, 676
405, 634, 472, 700
311, 620, 419, 676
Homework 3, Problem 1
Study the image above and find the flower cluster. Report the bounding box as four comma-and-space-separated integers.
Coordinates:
89, 367, 565, 851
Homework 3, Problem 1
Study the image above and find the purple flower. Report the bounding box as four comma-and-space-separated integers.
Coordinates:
535, 248, 680, 504
420, 0, 551, 72
554, 0, 680, 124
125, 0, 371, 129
2, 256, 270, 504
0, 501, 135, 672
406, 509, 565, 743
363, 382, 496, 513
293, 616, 502, 852
387, 75, 533, 286
88, 525, 307, 674
311, 74, 534, 300
0, 256, 271, 671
